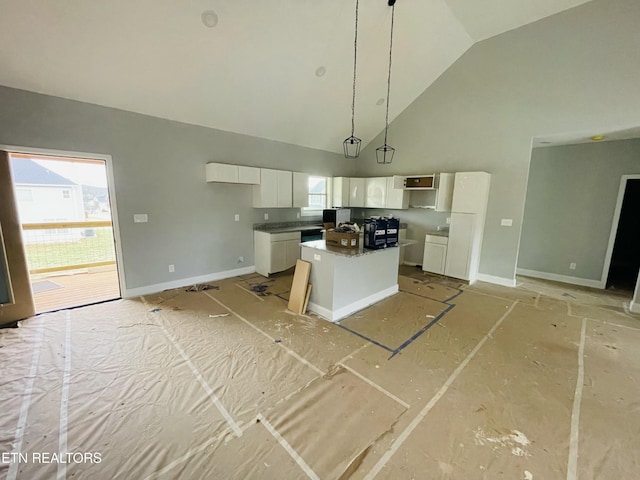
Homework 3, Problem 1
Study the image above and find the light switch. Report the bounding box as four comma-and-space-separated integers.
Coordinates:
314, 254, 321, 261
234, 214, 240, 222
501, 219, 513, 227
264, 213, 269, 220
134, 214, 148, 223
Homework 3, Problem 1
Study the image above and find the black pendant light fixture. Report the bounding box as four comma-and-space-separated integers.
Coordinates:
343, 0, 361, 158
376, 0, 396, 164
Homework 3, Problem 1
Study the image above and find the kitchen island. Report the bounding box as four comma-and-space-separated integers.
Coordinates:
300, 240, 400, 322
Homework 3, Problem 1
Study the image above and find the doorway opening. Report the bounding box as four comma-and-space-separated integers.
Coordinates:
9, 152, 121, 313
606, 178, 640, 291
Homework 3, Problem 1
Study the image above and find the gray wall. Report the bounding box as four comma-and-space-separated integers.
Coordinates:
355, 0, 640, 282
518, 140, 640, 281
0, 86, 355, 293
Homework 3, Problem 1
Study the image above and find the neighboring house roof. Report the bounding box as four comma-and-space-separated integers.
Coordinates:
10, 158, 76, 186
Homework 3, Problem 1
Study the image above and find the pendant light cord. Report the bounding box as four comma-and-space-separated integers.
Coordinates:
383, 4, 395, 146
350, 0, 359, 138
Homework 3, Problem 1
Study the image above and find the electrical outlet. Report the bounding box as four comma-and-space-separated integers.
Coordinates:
264, 213, 269, 220
569, 262, 576, 270
234, 214, 240, 222
237, 256, 244, 264
133, 214, 148, 223
296, 212, 300, 219
501, 218, 513, 227
168, 264, 175, 273
446, 217, 451, 225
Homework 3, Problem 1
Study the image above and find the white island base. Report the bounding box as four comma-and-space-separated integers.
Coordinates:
300, 240, 400, 322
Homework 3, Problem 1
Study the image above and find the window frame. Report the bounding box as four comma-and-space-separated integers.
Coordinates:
301, 176, 331, 217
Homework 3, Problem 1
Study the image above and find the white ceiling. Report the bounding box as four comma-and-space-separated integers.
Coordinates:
0, 0, 593, 154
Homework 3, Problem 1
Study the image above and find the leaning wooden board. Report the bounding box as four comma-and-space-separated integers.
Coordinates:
288, 259, 311, 314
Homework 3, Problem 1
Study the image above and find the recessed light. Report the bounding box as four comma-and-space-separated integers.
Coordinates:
315, 66, 327, 77
376, 98, 385, 106
590, 135, 605, 141
201, 10, 219, 28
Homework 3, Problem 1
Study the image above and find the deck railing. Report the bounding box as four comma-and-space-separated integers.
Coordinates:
21, 221, 116, 274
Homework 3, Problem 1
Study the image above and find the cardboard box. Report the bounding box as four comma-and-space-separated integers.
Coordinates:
325, 229, 360, 249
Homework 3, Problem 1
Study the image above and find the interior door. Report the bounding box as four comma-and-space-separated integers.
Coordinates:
0, 150, 35, 326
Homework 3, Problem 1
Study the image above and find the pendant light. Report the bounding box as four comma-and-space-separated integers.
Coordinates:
376, 0, 396, 164
343, 0, 361, 158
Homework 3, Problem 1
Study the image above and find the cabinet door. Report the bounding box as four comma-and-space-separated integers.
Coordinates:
451, 172, 491, 214
444, 213, 475, 280
285, 238, 301, 269
385, 177, 408, 209
349, 178, 365, 207
270, 242, 287, 273
422, 243, 447, 274
435, 173, 455, 212
205, 163, 238, 183
333, 177, 349, 207
238, 166, 260, 184
253, 168, 278, 207
292, 172, 309, 208
365, 177, 387, 208
277, 170, 293, 207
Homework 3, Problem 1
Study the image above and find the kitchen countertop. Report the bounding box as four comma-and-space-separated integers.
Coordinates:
253, 222, 322, 234
424, 229, 449, 237
300, 239, 416, 258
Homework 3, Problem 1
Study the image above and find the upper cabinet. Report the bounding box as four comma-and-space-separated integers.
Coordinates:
253, 168, 292, 208
349, 178, 365, 207
407, 173, 454, 211
365, 177, 387, 208
332, 177, 350, 207
206, 163, 260, 184
292, 172, 309, 208
451, 172, 491, 214
385, 177, 409, 209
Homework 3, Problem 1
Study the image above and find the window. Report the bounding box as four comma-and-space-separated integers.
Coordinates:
62, 189, 70, 199
302, 176, 330, 216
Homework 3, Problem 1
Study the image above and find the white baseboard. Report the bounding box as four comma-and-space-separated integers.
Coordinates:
476, 274, 517, 288
124, 266, 256, 298
402, 261, 420, 267
308, 285, 399, 323
516, 268, 603, 289
631, 300, 639, 314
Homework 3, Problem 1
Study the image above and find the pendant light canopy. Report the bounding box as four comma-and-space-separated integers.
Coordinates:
343, 0, 361, 158
376, 0, 397, 165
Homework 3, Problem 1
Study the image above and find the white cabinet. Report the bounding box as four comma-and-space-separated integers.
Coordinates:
423, 235, 448, 274
292, 172, 309, 208
385, 177, 409, 209
349, 178, 365, 207
445, 213, 476, 280
451, 172, 491, 214
407, 173, 454, 211
253, 169, 292, 208
332, 177, 350, 207
254, 231, 301, 277
365, 177, 387, 208
206, 163, 261, 184
239, 166, 261, 184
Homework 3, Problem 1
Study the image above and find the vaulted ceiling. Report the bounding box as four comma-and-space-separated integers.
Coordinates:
0, 0, 592, 154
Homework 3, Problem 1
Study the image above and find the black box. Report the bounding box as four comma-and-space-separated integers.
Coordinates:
364, 217, 387, 250
385, 217, 400, 247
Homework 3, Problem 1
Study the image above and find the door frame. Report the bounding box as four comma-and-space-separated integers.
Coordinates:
601, 174, 640, 311
0, 144, 127, 297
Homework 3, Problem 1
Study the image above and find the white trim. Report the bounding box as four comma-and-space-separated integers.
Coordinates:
630, 301, 639, 314
601, 174, 640, 289
0, 144, 127, 296
308, 284, 399, 322
476, 273, 516, 287
124, 265, 255, 297
516, 268, 602, 289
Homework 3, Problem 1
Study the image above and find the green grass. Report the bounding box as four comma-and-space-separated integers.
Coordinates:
24, 228, 116, 271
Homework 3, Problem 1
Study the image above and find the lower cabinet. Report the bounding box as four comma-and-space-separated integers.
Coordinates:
444, 213, 476, 281
254, 231, 301, 277
422, 235, 448, 274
